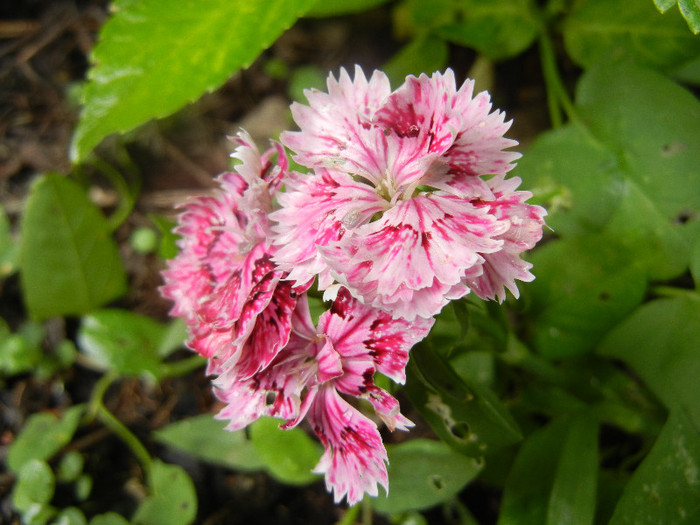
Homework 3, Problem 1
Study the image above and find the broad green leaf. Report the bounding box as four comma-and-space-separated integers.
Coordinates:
12, 459, 55, 513
498, 412, 599, 525
383, 35, 449, 87
78, 309, 167, 378
132, 461, 197, 525
598, 296, 700, 428
437, 0, 539, 60
307, 0, 391, 17
563, 0, 700, 70
249, 417, 322, 485
89, 513, 130, 525
654, 0, 677, 11
71, 0, 317, 162
609, 409, 700, 524
526, 235, 647, 359
406, 343, 522, 457
154, 414, 265, 471
19, 174, 126, 320
8, 405, 85, 472
372, 439, 483, 514
0, 205, 18, 278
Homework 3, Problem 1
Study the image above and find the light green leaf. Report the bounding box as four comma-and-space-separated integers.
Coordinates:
77, 309, 168, 379
437, 0, 540, 60
307, 0, 391, 17
383, 35, 449, 87
71, 0, 317, 162
406, 343, 522, 457
655, 0, 700, 33
526, 235, 647, 359
154, 414, 265, 471
19, 174, 126, 320
8, 405, 85, 473
89, 513, 130, 525
12, 459, 55, 513
0, 321, 44, 376
498, 412, 599, 525
609, 409, 700, 524
132, 460, 197, 525
598, 296, 700, 428
654, 0, 677, 11
692, 236, 700, 288
372, 439, 483, 514
53, 507, 88, 525
563, 0, 700, 70
249, 417, 322, 485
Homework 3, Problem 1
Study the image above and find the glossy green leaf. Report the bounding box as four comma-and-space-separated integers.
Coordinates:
71, 0, 317, 162
609, 409, 700, 524
249, 417, 322, 485
526, 235, 647, 359
8, 405, 85, 472
437, 0, 539, 60
406, 343, 522, 457
77, 309, 169, 378
372, 439, 483, 514
154, 414, 265, 471
307, 0, 391, 17
89, 513, 130, 525
383, 35, 449, 87
563, 0, 700, 70
598, 296, 700, 428
12, 459, 55, 513
132, 460, 197, 525
19, 174, 126, 320
655, 0, 700, 33
498, 412, 599, 525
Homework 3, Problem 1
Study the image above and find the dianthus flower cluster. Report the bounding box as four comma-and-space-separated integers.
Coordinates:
161, 66, 546, 505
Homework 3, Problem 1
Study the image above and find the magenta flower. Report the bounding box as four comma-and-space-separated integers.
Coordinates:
215, 287, 434, 504
273, 67, 546, 319
161, 131, 307, 378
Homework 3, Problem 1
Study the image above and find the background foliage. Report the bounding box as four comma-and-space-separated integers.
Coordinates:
2, 0, 699, 524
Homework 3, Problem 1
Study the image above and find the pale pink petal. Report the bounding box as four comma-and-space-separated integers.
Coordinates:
309, 386, 389, 505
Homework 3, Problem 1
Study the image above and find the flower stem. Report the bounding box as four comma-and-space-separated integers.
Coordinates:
87, 371, 153, 478
538, 31, 578, 128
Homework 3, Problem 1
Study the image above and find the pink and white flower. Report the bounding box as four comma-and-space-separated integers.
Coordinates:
161, 131, 307, 378
215, 288, 434, 504
273, 66, 546, 320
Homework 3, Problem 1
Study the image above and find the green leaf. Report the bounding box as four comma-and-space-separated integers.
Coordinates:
655, 0, 700, 33
406, 343, 522, 457
71, 0, 317, 162
498, 412, 599, 525
609, 409, 700, 524
526, 235, 647, 359
383, 35, 449, 87
154, 414, 265, 471
57, 450, 85, 483
77, 309, 169, 379
0, 205, 18, 278
89, 513, 130, 525
132, 460, 197, 525
8, 405, 85, 473
598, 296, 700, 428
249, 417, 322, 485
692, 236, 700, 288
654, 0, 677, 11
563, 0, 700, 70
437, 0, 540, 60
12, 459, 55, 513
307, 0, 391, 17
0, 321, 44, 376
53, 507, 88, 525
372, 439, 483, 514
18, 174, 126, 320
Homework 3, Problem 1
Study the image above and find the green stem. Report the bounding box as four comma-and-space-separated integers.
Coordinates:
651, 286, 700, 302
538, 31, 578, 128
361, 497, 373, 525
337, 504, 360, 525
87, 371, 153, 477
160, 355, 207, 378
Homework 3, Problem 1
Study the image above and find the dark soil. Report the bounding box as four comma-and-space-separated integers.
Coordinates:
0, 1, 552, 523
